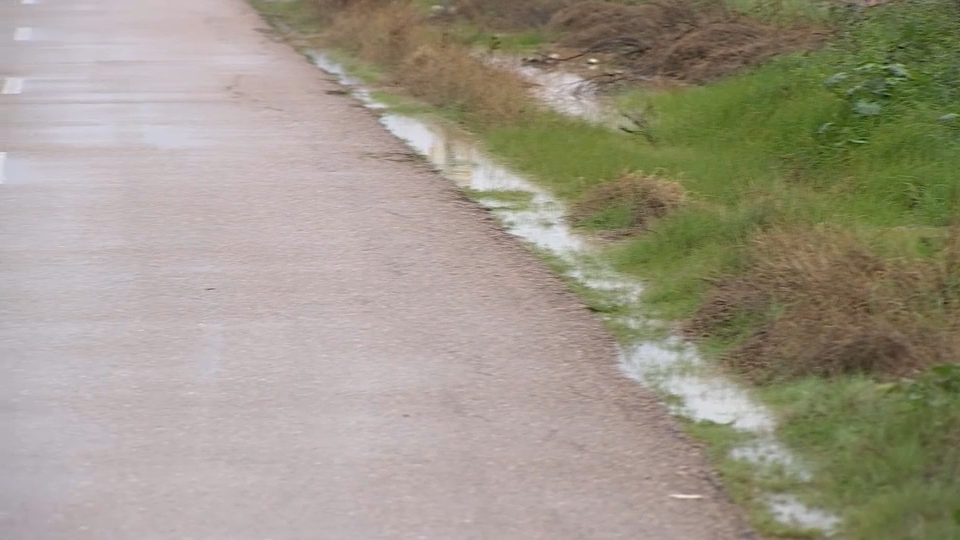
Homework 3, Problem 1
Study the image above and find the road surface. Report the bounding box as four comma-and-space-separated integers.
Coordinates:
0, 0, 751, 537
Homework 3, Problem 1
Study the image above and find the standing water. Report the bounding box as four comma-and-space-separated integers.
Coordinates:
307, 50, 840, 537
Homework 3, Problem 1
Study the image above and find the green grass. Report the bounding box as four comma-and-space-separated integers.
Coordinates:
450, 23, 552, 53
685, 419, 834, 538
760, 367, 960, 539
482, 0, 960, 319
721, 0, 834, 23
251, 0, 325, 33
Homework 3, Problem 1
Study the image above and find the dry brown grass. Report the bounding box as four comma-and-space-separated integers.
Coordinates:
569, 172, 686, 231
308, 0, 393, 14
317, 0, 535, 124
686, 228, 960, 382
452, 0, 574, 30
548, 0, 823, 81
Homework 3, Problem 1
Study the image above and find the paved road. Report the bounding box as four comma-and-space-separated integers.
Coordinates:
0, 0, 750, 538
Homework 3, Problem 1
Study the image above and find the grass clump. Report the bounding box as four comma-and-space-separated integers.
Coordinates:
687, 228, 960, 381
569, 172, 686, 232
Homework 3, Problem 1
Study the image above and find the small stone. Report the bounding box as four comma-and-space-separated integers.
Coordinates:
587, 58, 599, 65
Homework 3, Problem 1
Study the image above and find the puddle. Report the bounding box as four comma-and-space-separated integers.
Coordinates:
376, 107, 583, 254
731, 438, 812, 480
307, 50, 840, 536
310, 53, 364, 87
621, 341, 777, 432
767, 494, 841, 534
489, 56, 605, 121
521, 67, 603, 120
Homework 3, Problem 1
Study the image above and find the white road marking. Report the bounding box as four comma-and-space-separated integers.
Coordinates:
14, 27, 33, 42
0, 152, 7, 184
22, 0, 39, 5
2, 78, 24, 95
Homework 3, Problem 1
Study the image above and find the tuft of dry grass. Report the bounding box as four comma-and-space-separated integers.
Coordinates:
320, 1, 423, 65
318, 0, 535, 124
687, 228, 960, 382
398, 44, 534, 124
305, 0, 392, 23
569, 172, 686, 232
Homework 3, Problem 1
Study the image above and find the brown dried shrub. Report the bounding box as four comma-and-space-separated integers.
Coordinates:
549, 0, 822, 82
687, 228, 960, 382
399, 44, 534, 123
323, 1, 427, 66
570, 172, 686, 231
307, 0, 396, 21
453, 0, 574, 29
323, 1, 535, 124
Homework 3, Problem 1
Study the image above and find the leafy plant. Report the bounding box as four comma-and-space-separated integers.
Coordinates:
814, 0, 960, 148
894, 363, 960, 407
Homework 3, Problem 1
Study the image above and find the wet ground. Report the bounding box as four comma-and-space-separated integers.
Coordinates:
0, 0, 752, 538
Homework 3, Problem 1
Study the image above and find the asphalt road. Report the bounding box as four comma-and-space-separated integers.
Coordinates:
0, 0, 750, 537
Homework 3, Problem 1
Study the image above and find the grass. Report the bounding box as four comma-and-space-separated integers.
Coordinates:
684, 419, 834, 538
488, 29, 960, 316
464, 188, 535, 205
250, 0, 960, 536
251, 0, 325, 33
760, 367, 960, 540
447, 22, 553, 53
722, 0, 835, 23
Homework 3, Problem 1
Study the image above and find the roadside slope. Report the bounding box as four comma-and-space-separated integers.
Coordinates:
0, 0, 750, 537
